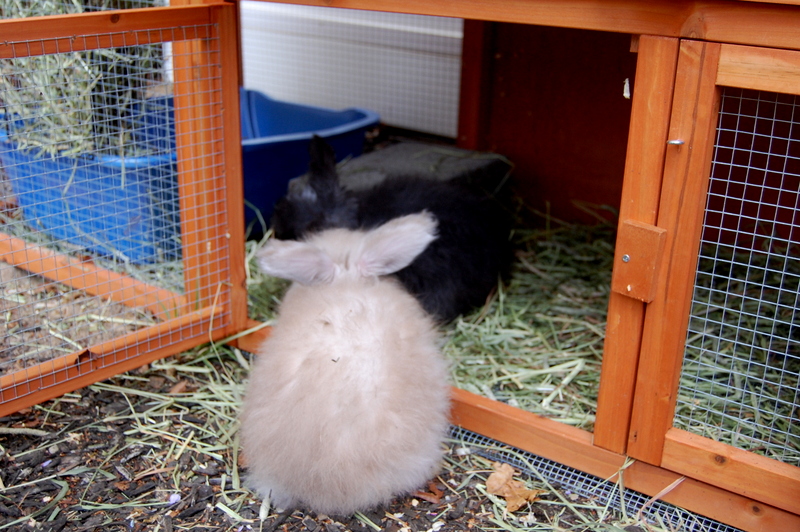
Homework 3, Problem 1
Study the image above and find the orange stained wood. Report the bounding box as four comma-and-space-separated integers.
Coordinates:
0, 232, 186, 321
450, 387, 625, 478
231, 319, 272, 353
450, 386, 800, 532
610, 220, 667, 303
214, 3, 250, 335
252, 0, 800, 51
172, 8, 231, 312
0, 5, 212, 58
0, 351, 87, 394
627, 40, 723, 465
593, 35, 679, 454
0, 306, 226, 417
717, 43, 800, 96
662, 428, 800, 516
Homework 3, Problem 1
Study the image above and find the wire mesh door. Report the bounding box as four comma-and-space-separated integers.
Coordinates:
626, 40, 800, 521
674, 87, 799, 467
0, 4, 246, 416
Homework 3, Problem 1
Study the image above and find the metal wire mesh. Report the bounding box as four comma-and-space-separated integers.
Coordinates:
0, 23, 232, 401
0, 0, 162, 19
450, 426, 744, 532
674, 88, 800, 467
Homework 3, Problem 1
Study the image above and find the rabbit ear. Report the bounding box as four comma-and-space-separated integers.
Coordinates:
357, 212, 438, 277
308, 135, 338, 186
257, 239, 336, 285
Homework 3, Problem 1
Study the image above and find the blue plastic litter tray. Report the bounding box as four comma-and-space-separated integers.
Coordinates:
0, 128, 180, 263
0, 90, 378, 262
239, 88, 380, 230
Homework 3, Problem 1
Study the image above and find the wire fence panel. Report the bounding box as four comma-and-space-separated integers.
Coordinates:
674, 87, 800, 467
0, 1, 163, 19
0, 11, 238, 410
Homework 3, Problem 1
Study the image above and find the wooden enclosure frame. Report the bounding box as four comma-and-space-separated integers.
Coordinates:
2, 1, 799, 531
0, 4, 247, 416
627, 39, 800, 515
233, 2, 800, 531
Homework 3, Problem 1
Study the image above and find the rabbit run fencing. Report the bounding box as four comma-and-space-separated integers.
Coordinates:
674, 87, 800, 467
0, 5, 246, 416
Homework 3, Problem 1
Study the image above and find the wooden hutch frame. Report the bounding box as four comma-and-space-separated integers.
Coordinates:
0, 2, 797, 531
236, 2, 800, 531
0, 5, 248, 415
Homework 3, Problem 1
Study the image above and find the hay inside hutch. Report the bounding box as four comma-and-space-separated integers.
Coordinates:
235, 4, 800, 531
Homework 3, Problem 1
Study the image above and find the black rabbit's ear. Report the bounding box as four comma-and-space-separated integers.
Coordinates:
308, 135, 338, 184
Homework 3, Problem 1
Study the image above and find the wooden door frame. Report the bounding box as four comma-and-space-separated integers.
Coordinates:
235, 35, 800, 530
626, 39, 800, 516
0, 4, 247, 416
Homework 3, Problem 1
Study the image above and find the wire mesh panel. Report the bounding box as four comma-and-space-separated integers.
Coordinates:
674, 88, 800, 467
451, 427, 745, 532
0, 7, 243, 414
0, 0, 163, 18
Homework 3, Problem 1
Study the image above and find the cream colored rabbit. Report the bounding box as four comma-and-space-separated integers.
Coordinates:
240, 212, 451, 515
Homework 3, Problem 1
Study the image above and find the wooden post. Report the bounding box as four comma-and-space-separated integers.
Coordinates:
593, 35, 679, 454
212, 3, 249, 336
171, 3, 244, 330
457, 19, 493, 150
626, 40, 722, 465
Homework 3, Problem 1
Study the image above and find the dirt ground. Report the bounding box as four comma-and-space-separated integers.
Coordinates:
0, 346, 655, 532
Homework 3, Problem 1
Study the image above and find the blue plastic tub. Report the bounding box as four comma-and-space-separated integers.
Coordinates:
0, 90, 378, 262
0, 129, 180, 263
239, 88, 380, 230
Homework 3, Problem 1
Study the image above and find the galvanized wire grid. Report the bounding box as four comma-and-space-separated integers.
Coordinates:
450, 426, 744, 532
0, 0, 162, 19
0, 25, 231, 393
674, 88, 800, 466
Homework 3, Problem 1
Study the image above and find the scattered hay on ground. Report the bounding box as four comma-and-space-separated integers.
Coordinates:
0, 344, 677, 532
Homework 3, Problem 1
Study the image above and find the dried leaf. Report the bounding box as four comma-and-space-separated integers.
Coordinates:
168, 380, 189, 394
485, 462, 545, 512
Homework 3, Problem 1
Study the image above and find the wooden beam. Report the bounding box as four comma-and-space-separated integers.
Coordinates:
0, 232, 186, 321
663, 428, 800, 516
456, 19, 494, 150
0, 306, 227, 416
717, 43, 800, 96
213, 3, 250, 336
249, 0, 800, 51
627, 40, 722, 465
172, 11, 229, 312
451, 386, 626, 477
593, 35, 679, 454
230, 319, 272, 353
0, 6, 213, 58
451, 387, 800, 532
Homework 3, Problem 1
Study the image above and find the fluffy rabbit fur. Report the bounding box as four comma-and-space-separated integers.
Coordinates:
240, 212, 451, 516
271, 136, 513, 323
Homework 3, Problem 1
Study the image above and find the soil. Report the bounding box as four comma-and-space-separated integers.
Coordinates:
0, 352, 612, 532
0, 262, 156, 376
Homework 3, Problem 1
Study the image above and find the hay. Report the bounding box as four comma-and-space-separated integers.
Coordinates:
443, 211, 615, 431
0, 342, 680, 532
243, 208, 616, 433
676, 242, 800, 466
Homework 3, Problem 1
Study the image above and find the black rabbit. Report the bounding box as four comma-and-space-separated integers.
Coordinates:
271, 135, 513, 322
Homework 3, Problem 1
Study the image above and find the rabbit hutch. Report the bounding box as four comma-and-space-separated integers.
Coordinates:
0, 1, 798, 531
